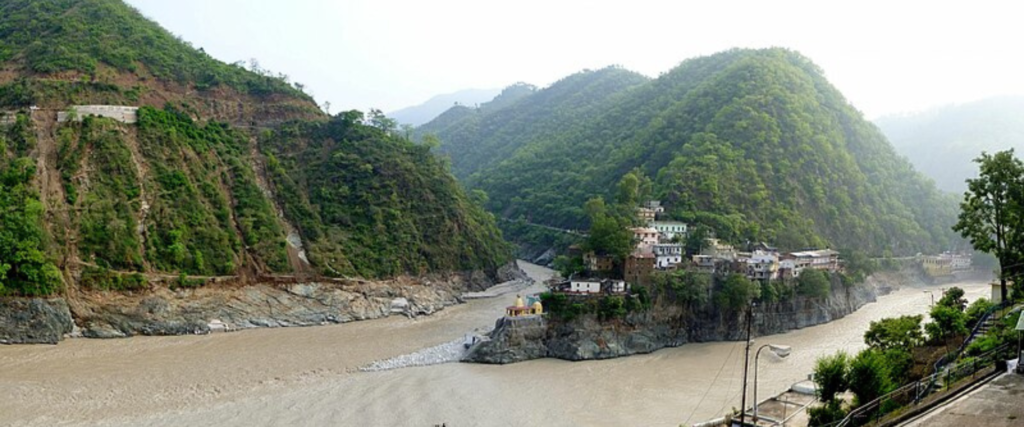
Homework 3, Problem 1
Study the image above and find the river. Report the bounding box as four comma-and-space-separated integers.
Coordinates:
0, 262, 992, 427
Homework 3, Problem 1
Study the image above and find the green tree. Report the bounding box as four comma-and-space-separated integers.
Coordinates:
937, 286, 967, 312
685, 225, 712, 255
926, 304, 968, 343
582, 196, 634, 262
553, 255, 584, 278
653, 269, 711, 306
615, 171, 641, 208
797, 269, 831, 298
864, 315, 924, 351
953, 150, 1024, 302
714, 273, 760, 310
813, 351, 849, 402
848, 349, 893, 407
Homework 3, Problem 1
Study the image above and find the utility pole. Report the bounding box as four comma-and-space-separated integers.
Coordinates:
739, 301, 754, 427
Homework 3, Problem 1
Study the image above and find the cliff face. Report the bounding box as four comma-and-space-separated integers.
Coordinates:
464, 279, 876, 364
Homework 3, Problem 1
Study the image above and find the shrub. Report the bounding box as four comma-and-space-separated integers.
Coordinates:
965, 297, 994, 328
808, 400, 846, 427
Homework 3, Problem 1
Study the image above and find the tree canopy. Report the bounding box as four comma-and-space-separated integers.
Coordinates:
421, 48, 961, 256
954, 150, 1024, 302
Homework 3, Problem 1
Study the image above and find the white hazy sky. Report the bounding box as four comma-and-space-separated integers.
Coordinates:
126, 0, 1024, 119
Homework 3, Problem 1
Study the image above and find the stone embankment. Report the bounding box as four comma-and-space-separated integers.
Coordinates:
0, 262, 530, 344
465, 275, 880, 364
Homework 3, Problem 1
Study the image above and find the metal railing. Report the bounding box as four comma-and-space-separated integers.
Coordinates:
833, 343, 1011, 427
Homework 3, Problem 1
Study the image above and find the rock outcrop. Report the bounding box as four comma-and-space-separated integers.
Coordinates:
0, 261, 531, 344
0, 298, 74, 344
465, 278, 877, 364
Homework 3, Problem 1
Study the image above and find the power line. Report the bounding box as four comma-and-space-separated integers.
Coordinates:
683, 340, 741, 426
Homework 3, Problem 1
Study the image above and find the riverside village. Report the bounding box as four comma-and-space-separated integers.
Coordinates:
488, 198, 1024, 427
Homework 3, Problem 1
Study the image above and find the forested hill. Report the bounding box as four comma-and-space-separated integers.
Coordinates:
876, 96, 1024, 193
0, 0, 511, 297
417, 68, 649, 180
420, 48, 960, 255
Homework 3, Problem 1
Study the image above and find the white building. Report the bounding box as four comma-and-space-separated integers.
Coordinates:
746, 251, 779, 280
653, 243, 684, 268
569, 278, 602, 294
651, 220, 688, 241
939, 252, 972, 271
601, 279, 629, 294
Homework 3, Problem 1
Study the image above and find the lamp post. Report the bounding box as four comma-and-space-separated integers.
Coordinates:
739, 302, 755, 427
753, 344, 792, 424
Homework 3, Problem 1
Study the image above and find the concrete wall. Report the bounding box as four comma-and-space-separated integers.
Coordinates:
57, 105, 138, 124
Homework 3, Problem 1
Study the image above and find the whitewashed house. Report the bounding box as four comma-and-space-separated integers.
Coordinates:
569, 278, 602, 294
653, 243, 684, 268
651, 220, 688, 241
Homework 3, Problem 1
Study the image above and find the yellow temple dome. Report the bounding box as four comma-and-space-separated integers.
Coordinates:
514, 294, 525, 308
531, 301, 543, 314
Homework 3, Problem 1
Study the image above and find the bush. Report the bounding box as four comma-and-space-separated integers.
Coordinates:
808, 400, 846, 427
81, 267, 148, 291
965, 298, 994, 328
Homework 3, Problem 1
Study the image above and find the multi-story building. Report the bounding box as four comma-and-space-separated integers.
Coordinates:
632, 227, 660, 253
653, 243, 684, 268
583, 251, 615, 273
651, 220, 688, 241
625, 252, 655, 286
746, 250, 780, 281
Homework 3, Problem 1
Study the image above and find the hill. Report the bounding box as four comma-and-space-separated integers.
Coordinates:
388, 88, 501, 126
875, 96, 1024, 193
420, 48, 961, 255
419, 69, 648, 180
0, 0, 511, 297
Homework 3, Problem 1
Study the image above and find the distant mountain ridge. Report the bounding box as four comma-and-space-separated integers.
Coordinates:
875, 96, 1024, 193
420, 49, 961, 255
388, 88, 502, 126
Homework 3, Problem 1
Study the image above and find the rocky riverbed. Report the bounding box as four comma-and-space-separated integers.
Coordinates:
0, 262, 529, 344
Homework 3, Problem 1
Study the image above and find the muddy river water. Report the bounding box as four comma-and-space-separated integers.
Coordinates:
0, 263, 992, 426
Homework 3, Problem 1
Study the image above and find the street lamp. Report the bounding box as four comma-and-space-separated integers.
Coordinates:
753, 344, 792, 424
